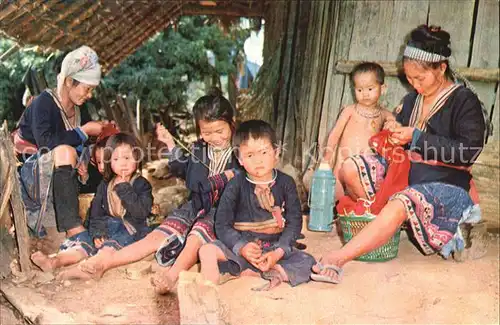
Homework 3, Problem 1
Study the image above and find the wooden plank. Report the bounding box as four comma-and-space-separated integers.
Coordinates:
116, 96, 141, 143
428, 0, 475, 66
0, 121, 31, 273
469, 0, 499, 139
384, 0, 429, 110
317, 0, 356, 150
0, 165, 13, 222
275, 0, 297, 165
340, 0, 394, 109
493, 84, 500, 140
177, 272, 229, 325
1, 281, 78, 324
302, 0, 335, 168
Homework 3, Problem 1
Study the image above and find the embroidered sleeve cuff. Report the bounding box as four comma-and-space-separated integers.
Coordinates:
410, 128, 422, 151
232, 240, 248, 256
75, 127, 89, 142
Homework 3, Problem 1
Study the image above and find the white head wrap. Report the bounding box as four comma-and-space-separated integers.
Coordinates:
57, 45, 101, 98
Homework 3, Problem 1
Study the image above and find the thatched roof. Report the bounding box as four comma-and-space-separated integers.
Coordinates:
0, 0, 265, 71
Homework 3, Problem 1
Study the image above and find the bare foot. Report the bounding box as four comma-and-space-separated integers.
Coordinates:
252, 266, 288, 291
56, 264, 94, 281
79, 258, 107, 279
31, 251, 55, 272
151, 268, 176, 295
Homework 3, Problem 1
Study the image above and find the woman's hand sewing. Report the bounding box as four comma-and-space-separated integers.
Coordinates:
390, 126, 416, 146
81, 121, 105, 136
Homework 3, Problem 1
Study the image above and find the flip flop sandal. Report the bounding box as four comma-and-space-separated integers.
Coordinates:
310, 263, 344, 284
155, 234, 184, 267
454, 221, 489, 262
295, 241, 307, 250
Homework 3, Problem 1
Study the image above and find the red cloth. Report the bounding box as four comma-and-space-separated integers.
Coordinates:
336, 130, 480, 217
96, 124, 120, 145
337, 130, 410, 216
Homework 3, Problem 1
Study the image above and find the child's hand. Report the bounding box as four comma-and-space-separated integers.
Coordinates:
114, 175, 129, 184
240, 242, 262, 267
156, 123, 175, 150
94, 237, 106, 248
257, 248, 284, 272
383, 120, 401, 131
77, 162, 89, 182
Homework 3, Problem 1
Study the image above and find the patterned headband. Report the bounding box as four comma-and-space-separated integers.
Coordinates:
403, 45, 449, 62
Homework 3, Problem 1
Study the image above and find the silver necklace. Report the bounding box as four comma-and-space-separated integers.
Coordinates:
355, 104, 381, 119
246, 169, 277, 185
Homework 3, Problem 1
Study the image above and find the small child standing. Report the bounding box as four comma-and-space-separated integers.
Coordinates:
199, 120, 315, 290
31, 133, 153, 275
320, 62, 396, 199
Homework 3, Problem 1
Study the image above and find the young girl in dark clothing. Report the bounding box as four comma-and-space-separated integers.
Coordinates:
66, 90, 241, 293
31, 133, 153, 274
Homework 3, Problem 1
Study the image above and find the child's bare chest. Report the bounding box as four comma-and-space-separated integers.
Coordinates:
346, 113, 384, 132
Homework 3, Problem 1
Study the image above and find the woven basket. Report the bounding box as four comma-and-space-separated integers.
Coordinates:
339, 213, 401, 262
78, 193, 94, 221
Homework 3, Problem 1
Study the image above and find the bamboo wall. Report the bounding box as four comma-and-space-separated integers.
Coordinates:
259, 0, 499, 230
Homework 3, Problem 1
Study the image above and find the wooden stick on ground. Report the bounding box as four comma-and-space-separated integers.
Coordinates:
0, 164, 13, 223
177, 271, 229, 325
0, 121, 31, 272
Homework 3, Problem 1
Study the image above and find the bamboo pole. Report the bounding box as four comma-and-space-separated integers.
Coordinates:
136, 99, 142, 137
335, 60, 500, 82
0, 43, 20, 62
182, 4, 264, 17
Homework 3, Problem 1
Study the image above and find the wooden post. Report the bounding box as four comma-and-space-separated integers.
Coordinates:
0, 121, 31, 272
98, 89, 116, 122
335, 60, 500, 82
116, 95, 141, 143
136, 98, 142, 137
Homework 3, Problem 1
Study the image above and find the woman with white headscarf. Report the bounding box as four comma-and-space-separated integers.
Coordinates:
18, 46, 110, 263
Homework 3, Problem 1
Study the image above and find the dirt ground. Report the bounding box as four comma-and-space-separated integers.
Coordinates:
2, 148, 498, 325
3, 221, 499, 325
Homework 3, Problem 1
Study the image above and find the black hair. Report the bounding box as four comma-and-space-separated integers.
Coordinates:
350, 62, 385, 85
403, 25, 453, 79
192, 87, 236, 137
103, 133, 142, 182
90, 136, 110, 167
232, 120, 278, 156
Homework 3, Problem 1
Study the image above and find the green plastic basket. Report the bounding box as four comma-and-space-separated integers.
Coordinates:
339, 213, 401, 262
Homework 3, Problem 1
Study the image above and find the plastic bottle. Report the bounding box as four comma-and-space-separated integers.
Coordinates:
308, 163, 336, 232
